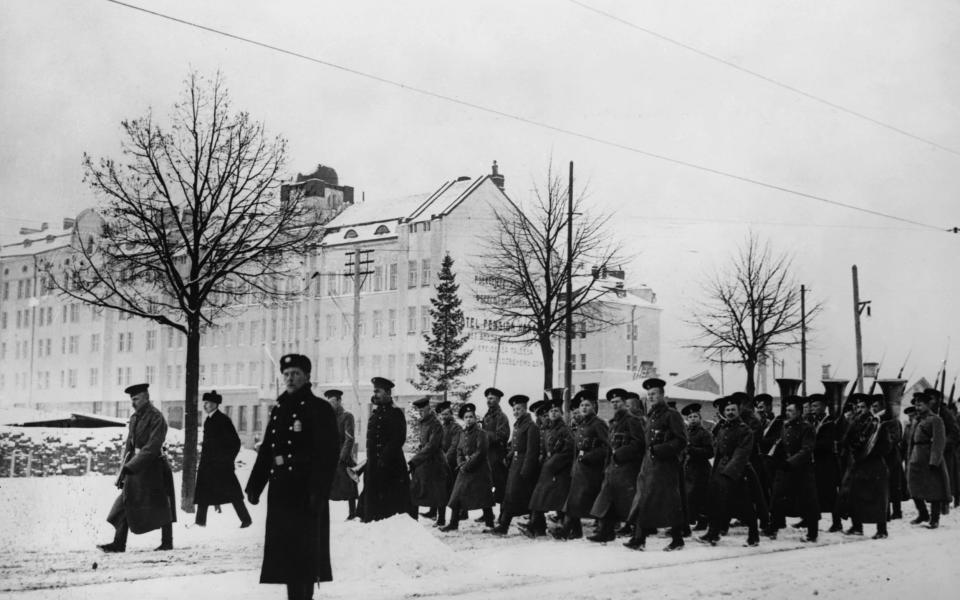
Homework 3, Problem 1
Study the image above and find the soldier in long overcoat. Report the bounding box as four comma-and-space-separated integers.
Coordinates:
99, 383, 176, 553
808, 395, 843, 532
764, 397, 819, 542
589, 388, 645, 542
524, 399, 574, 537
409, 397, 448, 526
928, 390, 960, 511
437, 401, 462, 518
489, 395, 541, 534
733, 392, 770, 529
441, 403, 495, 531
358, 377, 414, 523
755, 394, 782, 525
836, 394, 891, 539
698, 397, 761, 547
323, 389, 358, 520
906, 391, 951, 528
481, 387, 511, 509
552, 391, 608, 540
682, 403, 714, 531
625, 378, 687, 551
245, 355, 339, 600
194, 390, 250, 527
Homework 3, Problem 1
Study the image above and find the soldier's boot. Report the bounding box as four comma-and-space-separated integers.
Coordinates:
154, 524, 173, 551
195, 504, 209, 527
744, 526, 760, 547
615, 522, 634, 537
439, 510, 460, 532
791, 519, 807, 529
872, 521, 889, 539
803, 520, 819, 542
941, 501, 949, 516
828, 512, 843, 533
487, 515, 511, 535
568, 519, 583, 540
664, 528, 684, 551
623, 529, 646, 550
347, 499, 358, 521
692, 518, 709, 532
927, 503, 941, 529
482, 507, 496, 529
587, 519, 616, 543
420, 507, 438, 519
845, 518, 863, 536
519, 512, 547, 538
889, 501, 903, 520
234, 500, 252, 528
911, 499, 930, 525
98, 522, 128, 552
434, 507, 446, 528
696, 527, 719, 546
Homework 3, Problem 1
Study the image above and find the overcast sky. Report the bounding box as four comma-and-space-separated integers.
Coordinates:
2, 0, 959, 393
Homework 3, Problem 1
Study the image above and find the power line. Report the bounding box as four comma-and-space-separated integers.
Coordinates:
103, 0, 948, 233
567, 0, 960, 159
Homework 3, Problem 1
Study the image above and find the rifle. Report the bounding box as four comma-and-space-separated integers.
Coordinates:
867, 349, 887, 395
895, 348, 911, 380
949, 375, 958, 410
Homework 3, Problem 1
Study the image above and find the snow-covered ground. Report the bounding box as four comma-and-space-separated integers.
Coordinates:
2, 457, 958, 599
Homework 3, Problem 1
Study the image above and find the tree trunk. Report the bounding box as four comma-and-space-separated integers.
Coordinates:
180, 314, 201, 513
744, 359, 756, 400
539, 336, 554, 393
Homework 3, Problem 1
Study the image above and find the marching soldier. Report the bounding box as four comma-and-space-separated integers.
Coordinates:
488, 395, 540, 534
755, 393, 782, 518
194, 390, 251, 528
626, 391, 647, 425
808, 394, 843, 532
358, 377, 414, 522
880, 393, 905, 521
763, 397, 819, 542
245, 354, 339, 600
732, 391, 770, 529
551, 390, 608, 540
98, 383, 177, 552
926, 389, 959, 514
523, 397, 574, 537
409, 397, 448, 527
324, 389, 359, 521
441, 403, 495, 531
589, 388, 645, 543
906, 391, 951, 529
836, 393, 891, 539
624, 378, 686, 551
682, 403, 713, 532
481, 387, 511, 515
698, 396, 761, 547
437, 400, 462, 521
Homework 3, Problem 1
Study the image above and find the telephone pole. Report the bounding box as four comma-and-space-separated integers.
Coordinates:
851, 265, 871, 393
800, 284, 807, 396
564, 161, 574, 413
345, 249, 374, 412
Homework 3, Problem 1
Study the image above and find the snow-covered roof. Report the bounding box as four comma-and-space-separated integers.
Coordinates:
0, 229, 73, 258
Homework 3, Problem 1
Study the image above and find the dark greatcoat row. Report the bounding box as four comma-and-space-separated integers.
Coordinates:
409, 411, 448, 508
906, 412, 951, 502
194, 409, 244, 506
441, 418, 463, 502
769, 417, 819, 520
810, 414, 841, 511
482, 405, 511, 503
630, 403, 687, 528
591, 410, 645, 521
529, 419, 574, 512
501, 412, 541, 516
837, 413, 891, 524
683, 422, 714, 523
885, 418, 905, 505
757, 414, 784, 501
938, 408, 960, 500
328, 407, 358, 501
563, 413, 610, 518
358, 401, 414, 522
107, 402, 177, 534
448, 424, 494, 510
245, 385, 339, 584
706, 417, 756, 522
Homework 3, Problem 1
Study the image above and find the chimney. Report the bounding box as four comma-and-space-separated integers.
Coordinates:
40, 222, 48, 231
63, 218, 76, 230
490, 160, 505, 191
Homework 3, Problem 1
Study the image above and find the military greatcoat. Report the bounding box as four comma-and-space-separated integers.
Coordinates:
441, 418, 463, 501
707, 416, 756, 522
447, 423, 494, 510
906, 412, 951, 502
528, 419, 574, 512
769, 417, 819, 520
591, 410, 645, 521
683, 422, 714, 523
194, 409, 244, 506
328, 406, 358, 501
482, 405, 511, 503
358, 400, 414, 522
837, 413, 891, 523
563, 412, 610, 518
501, 412, 541, 516
630, 403, 687, 528
810, 413, 841, 511
409, 411, 448, 508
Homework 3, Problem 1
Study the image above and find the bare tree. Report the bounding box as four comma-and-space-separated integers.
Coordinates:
46, 72, 323, 510
473, 162, 627, 391
687, 232, 821, 398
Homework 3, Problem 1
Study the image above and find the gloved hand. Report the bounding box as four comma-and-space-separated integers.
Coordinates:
247, 492, 260, 505
929, 464, 940, 472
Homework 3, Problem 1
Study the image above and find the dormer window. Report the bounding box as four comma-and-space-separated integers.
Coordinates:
374, 225, 390, 235
344, 229, 358, 239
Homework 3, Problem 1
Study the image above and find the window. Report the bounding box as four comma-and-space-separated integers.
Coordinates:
167, 328, 174, 349
340, 356, 349, 381
344, 229, 358, 239
0, 312, 6, 329
250, 321, 258, 345
62, 305, 68, 323
327, 275, 338, 296
224, 405, 233, 419
388, 263, 398, 290
627, 355, 632, 370
145, 365, 156, 385
168, 406, 184, 429
199, 364, 206, 384
211, 363, 219, 385
388, 309, 397, 335
421, 259, 431, 287
224, 323, 232, 346
68, 369, 78, 388
1, 282, 6, 299
176, 365, 183, 386
374, 224, 390, 235
252, 405, 261, 432
326, 315, 335, 339
407, 307, 417, 334
70, 304, 80, 323
374, 266, 383, 292
358, 356, 366, 378
579, 321, 587, 339
62, 337, 67, 354
224, 363, 232, 385
238, 406, 247, 432
372, 355, 382, 376
166, 366, 173, 388
116, 367, 123, 386
248, 362, 257, 386
357, 312, 366, 336
271, 317, 277, 342
68, 335, 79, 354
373, 310, 383, 336
388, 354, 397, 379
238, 322, 245, 346
341, 315, 349, 338
16, 311, 22, 329
406, 353, 416, 380
45, 307, 52, 325
581, 354, 587, 370
407, 260, 418, 288
146, 330, 157, 351
313, 313, 320, 341
421, 305, 430, 332
237, 362, 245, 384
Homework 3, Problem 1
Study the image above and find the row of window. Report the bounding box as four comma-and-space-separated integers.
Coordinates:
319, 259, 433, 297
168, 404, 262, 433
0, 304, 95, 330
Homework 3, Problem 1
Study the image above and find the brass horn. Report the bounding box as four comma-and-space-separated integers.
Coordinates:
822, 379, 850, 416
775, 378, 802, 416
877, 379, 907, 418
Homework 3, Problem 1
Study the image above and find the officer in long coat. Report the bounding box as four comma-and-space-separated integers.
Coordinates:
489, 395, 541, 534
906, 391, 951, 528
552, 390, 608, 540
245, 355, 339, 600
523, 398, 574, 537
324, 389, 358, 520
836, 393, 891, 539
682, 403, 714, 532
194, 390, 251, 527
409, 397, 448, 526
358, 377, 414, 522
441, 403, 495, 531
698, 396, 761, 547
755, 393, 782, 520
625, 378, 687, 551
589, 388, 645, 542
764, 397, 819, 542
927, 389, 959, 512
99, 383, 176, 552
808, 395, 843, 532
436, 400, 462, 519
481, 387, 511, 512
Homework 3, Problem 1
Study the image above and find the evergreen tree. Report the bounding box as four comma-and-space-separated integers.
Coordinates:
412, 254, 477, 402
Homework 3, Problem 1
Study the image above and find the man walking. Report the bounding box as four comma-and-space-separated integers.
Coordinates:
523, 397, 574, 537
552, 390, 608, 540
763, 397, 819, 542
906, 390, 951, 529
409, 397, 448, 526
194, 390, 251, 528
358, 377, 414, 522
488, 394, 540, 535
324, 389, 359, 521
441, 403, 495, 531
481, 387, 511, 515
682, 403, 713, 532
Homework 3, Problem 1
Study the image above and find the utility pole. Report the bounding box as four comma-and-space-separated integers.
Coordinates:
800, 284, 807, 396
345, 249, 374, 417
564, 161, 574, 415
719, 348, 725, 395
851, 265, 871, 393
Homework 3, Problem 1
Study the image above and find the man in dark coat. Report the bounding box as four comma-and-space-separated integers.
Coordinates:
733, 391, 769, 529
488, 394, 541, 534
906, 391, 951, 528
763, 397, 819, 542
523, 398, 574, 537
99, 383, 176, 552
808, 395, 843, 532
436, 400, 462, 520
441, 403, 495, 531
194, 390, 251, 528
837, 393, 891, 539
357, 377, 414, 522
552, 390, 609, 540
409, 397, 448, 526
245, 354, 339, 600
589, 388, 645, 542
682, 403, 714, 532
625, 378, 687, 551
698, 397, 761, 547
324, 389, 358, 520
755, 393, 782, 521
927, 389, 959, 514
481, 387, 511, 512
